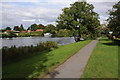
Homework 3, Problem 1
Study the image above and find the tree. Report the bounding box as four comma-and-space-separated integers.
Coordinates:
6, 27, 11, 30
27, 24, 38, 31
56, 1, 100, 38
13, 26, 20, 31
38, 24, 45, 29
107, 1, 120, 36
20, 24, 25, 31
44, 24, 56, 33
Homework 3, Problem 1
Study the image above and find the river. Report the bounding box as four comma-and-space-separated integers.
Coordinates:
0, 37, 75, 48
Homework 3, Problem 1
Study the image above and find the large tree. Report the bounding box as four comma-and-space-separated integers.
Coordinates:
56, 1, 100, 38
107, 1, 120, 36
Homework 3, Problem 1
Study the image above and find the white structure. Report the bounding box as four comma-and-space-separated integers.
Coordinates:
44, 33, 52, 37
109, 31, 113, 34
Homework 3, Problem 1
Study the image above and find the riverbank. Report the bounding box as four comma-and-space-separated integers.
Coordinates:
3, 40, 91, 78
81, 37, 118, 78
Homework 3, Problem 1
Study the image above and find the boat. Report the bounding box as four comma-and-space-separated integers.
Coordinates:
44, 33, 52, 37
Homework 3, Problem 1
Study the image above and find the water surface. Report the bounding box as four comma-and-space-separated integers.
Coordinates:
1, 37, 75, 48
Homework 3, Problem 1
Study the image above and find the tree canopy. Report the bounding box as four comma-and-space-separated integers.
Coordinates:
13, 24, 25, 31
56, 1, 100, 37
20, 24, 25, 31
6, 27, 11, 30
107, 1, 120, 36
44, 24, 56, 33
27, 24, 45, 31
13, 26, 20, 31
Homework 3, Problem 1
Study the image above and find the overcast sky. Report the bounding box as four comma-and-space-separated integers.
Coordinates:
0, 0, 119, 29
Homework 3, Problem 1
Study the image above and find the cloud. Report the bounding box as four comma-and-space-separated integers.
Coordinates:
87, 0, 119, 2
1, 0, 119, 29
90, 2, 116, 24
1, 2, 62, 29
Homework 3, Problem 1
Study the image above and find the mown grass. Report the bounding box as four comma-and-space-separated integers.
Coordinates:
3, 40, 91, 78
81, 37, 118, 78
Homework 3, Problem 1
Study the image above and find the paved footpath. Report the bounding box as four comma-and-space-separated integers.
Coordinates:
44, 40, 98, 78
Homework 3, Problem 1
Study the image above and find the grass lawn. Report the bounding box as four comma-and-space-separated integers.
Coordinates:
81, 37, 118, 78
3, 40, 91, 78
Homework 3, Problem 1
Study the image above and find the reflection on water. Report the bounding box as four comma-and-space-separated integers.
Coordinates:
1, 37, 75, 48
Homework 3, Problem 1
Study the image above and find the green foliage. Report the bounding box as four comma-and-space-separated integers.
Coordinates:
6, 27, 11, 30
28, 24, 38, 31
13, 26, 20, 31
56, 29, 73, 37
43, 41, 58, 50
18, 33, 30, 37
57, 1, 100, 38
81, 34, 87, 39
27, 24, 45, 31
1, 31, 17, 38
2, 41, 58, 65
20, 24, 25, 31
44, 24, 56, 33
18, 31, 43, 37
38, 24, 45, 29
1, 34, 8, 38
28, 31, 43, 36
7, 31, 17, 38
107, 1, 120, 36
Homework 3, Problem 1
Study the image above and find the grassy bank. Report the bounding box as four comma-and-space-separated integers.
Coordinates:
3, 40, 91, 78
82, 37, 118, 78
18, 31, 43, 37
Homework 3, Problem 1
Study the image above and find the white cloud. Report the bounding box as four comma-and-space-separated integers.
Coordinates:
90, 2, 116, 24
1, 2, 62, 28
1, 0, 40, 2
1, 0, 119, 29
87, 0, 119, 2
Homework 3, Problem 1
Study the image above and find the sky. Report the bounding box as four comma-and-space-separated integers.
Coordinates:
0, 0, 119, 29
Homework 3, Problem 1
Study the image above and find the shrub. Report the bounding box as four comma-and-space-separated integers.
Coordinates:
81, 34, 87, 39
2, 41, 58, 65
43, 41, 58, 50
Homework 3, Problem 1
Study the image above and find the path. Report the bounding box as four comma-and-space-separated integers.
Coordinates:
44, 40, 98, 78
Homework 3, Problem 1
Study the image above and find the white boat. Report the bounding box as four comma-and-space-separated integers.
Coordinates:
44, 33, 52, 37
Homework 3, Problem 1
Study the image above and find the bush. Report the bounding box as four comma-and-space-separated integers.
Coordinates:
81, 34, 87, 39
2, 41, 58, 65
43, 41, 58, 50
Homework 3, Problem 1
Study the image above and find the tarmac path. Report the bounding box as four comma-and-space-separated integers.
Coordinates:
44, 40, 98, 78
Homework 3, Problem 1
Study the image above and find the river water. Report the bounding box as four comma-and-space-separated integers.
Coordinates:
0, 37, 75, 48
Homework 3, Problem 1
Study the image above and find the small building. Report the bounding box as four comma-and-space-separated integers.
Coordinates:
36, 29, 43, 32
27, 30, 31, 33
3, 31, 8, 34
13, 30, 20, 36
3, 30, 11, 34
21, 31, 27, 33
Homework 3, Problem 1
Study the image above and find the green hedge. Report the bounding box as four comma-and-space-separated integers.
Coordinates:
2, 41, 58, 65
